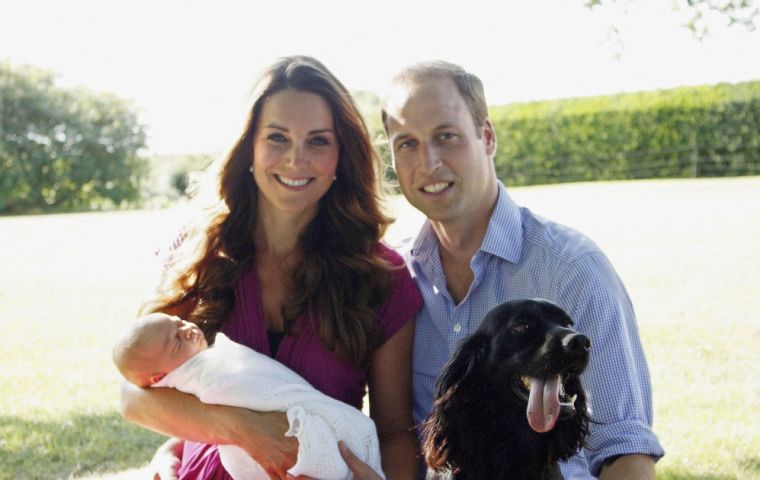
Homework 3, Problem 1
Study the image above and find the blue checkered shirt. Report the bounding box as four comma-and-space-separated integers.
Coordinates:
409, 182, 664, 479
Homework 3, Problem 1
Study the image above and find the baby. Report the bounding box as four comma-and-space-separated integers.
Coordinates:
113, 313, 385, 480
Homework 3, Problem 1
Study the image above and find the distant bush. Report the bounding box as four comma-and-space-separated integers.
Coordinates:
0, 62, 148, 213
489, 81, 760, 186
139, 153, 214, 207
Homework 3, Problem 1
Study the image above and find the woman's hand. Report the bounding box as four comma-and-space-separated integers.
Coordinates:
120, 382, 298, 480
339, 442, 384, 480
228, 409, 299, 480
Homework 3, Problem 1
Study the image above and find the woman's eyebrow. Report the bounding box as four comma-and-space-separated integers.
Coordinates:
262, 125, 334, 135
308, 128, 334, 135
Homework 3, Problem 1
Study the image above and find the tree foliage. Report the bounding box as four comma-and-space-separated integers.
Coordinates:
586, 0, 758, 39
0, 62, 147, 213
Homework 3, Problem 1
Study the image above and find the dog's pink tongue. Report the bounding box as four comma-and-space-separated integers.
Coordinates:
527, 375, 561, 433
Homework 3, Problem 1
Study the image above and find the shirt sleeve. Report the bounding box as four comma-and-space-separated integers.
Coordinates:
376, 244, 423, 342
556, 251, 665, 476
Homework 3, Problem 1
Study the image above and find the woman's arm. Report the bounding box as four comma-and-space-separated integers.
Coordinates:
367, 320, 419, 479
120, 381, 298, 480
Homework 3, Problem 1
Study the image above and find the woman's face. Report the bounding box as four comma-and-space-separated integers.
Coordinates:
252, 88, 339, 220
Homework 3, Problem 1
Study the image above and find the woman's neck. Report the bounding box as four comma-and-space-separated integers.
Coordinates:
253, 202, 316, 260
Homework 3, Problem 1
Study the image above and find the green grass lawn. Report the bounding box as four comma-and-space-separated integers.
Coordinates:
1, 177, 759, 479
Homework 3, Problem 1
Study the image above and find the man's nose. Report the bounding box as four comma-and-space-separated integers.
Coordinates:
417, 143, 442, 174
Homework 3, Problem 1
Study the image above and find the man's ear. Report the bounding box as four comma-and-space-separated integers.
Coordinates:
482, 118, 497, 157
150, 372, 167, 385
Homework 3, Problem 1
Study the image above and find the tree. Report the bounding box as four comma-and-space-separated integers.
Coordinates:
0, 62, 148, 213
586, 0, 758, 39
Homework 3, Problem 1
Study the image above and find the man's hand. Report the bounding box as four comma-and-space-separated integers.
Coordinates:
339, 442, 384, 480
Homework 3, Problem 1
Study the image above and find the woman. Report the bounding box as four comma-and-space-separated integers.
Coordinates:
120, 56, 422, 480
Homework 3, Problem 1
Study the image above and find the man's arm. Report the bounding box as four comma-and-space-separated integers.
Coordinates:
599, 454, 656, 480
557, 252, 664, 475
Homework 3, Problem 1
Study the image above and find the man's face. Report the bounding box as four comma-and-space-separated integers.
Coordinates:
385, 77, 497, 225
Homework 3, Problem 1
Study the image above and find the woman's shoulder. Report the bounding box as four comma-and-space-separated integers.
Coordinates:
375, 242, 405, 267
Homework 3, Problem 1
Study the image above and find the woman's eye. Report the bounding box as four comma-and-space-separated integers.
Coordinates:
268, 133, 287, 143
309, 136, 329, 146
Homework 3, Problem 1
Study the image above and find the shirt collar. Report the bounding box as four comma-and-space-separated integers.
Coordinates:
480, 182, 523, 263
409, 182, 524, 265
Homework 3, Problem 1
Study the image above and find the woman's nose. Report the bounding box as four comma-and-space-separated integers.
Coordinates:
285, 145, 308, 166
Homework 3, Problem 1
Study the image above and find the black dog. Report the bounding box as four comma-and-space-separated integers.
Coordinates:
422, 299, 591, 480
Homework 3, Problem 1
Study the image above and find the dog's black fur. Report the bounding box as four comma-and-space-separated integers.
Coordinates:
422, 299, 591, 480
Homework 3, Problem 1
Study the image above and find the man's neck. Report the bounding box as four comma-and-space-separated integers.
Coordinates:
429, 188, 498, 267
429, 191, 498, 304
430, 220, 485, 267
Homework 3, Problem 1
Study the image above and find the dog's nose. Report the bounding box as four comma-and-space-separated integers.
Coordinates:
563, 333, 591, 354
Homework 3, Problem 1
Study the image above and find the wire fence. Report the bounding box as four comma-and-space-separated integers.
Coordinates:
499, 142, 760, 186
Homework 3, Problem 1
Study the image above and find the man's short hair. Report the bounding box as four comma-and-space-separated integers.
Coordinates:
382, 61, 488, 133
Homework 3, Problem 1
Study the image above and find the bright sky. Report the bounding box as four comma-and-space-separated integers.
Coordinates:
3, 0, 759, 155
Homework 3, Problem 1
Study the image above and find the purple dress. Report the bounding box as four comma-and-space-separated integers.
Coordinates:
177, 244, 422, 479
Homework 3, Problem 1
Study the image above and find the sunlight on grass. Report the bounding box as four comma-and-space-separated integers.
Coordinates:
1, 178, 758, 479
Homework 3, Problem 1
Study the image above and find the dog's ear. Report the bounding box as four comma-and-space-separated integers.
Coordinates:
550, 376, 590, 461
424, 333, 489, 472
434, 332, 489, 399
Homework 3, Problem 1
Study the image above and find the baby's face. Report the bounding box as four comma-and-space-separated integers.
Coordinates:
142, 314, 208, 378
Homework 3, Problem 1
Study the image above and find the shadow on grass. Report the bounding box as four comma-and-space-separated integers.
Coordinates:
0, 412, 163, 479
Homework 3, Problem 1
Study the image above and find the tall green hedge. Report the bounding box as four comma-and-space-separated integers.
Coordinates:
489, 81, 760, 186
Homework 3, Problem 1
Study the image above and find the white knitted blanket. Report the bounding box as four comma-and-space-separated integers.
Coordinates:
153, 333, 385, 480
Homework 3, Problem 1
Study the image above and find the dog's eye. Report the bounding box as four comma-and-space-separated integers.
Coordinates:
512, 323, 529, 334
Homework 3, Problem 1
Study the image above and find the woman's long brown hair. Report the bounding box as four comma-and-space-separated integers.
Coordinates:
144, 56, 394, 368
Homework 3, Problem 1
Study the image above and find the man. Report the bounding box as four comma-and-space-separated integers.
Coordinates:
378, 61, 664, 479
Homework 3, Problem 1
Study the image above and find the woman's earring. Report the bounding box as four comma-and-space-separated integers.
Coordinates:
249, 166, 254, 173
332, 175, 337, 182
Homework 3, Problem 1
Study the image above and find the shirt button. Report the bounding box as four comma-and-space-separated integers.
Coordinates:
453, 323, 462, 333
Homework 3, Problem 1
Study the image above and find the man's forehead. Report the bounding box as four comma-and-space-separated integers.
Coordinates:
386, 77, 459, 108
385, 79, 466, 132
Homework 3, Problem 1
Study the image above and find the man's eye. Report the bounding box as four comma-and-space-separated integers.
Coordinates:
438, 132, 456, 141
397, 139, 417, 150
